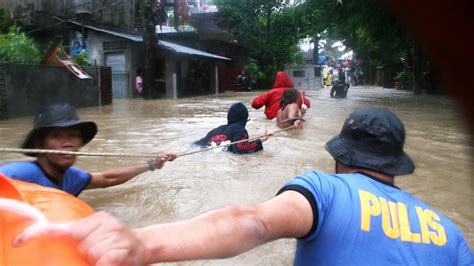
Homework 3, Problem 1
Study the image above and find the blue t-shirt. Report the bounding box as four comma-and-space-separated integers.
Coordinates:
0, 162, 91, 196
279, 171, 474, 265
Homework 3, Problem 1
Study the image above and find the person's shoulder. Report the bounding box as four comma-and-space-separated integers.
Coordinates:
281, 170, 344, 196
63, 166, 92, 188
295, 170, 339, 184
0, 161, 42, 181
227, 123, 246, 132
0, 161, 37, 172
289, 103, 300, 109
66, 165, 89, 175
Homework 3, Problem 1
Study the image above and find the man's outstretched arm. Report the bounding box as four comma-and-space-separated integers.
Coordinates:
86, 153, 176, 189
63, 190, 313, 265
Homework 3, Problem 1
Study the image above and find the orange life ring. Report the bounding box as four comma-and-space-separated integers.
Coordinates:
0, 174, 93, 266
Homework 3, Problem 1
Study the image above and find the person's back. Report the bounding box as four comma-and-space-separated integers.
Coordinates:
276, 103, 300, 129
330, 80, 348, 98
287, 171, 471, 265
193, 102, 267, 154
252, 71, 311, 119
276, 88, 304, 129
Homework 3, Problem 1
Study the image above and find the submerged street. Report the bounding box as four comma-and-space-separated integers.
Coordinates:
0, 85, 472, 265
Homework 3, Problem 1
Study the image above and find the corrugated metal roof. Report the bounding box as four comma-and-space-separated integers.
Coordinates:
157, 40, 229, 60
78, 23, 143, 42
72, 23, 230, 60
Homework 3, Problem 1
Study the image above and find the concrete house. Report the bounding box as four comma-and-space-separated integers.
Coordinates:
3, 0, 242, 100
70, 22, 230, 99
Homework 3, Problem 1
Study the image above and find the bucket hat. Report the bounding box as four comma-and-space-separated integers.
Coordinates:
325, 107, 415, 175
21, 103, 97, 156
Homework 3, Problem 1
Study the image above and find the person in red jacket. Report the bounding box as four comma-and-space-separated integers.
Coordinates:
251, 71, 311, 119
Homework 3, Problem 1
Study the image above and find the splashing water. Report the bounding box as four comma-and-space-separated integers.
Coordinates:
209, 140, 231, 152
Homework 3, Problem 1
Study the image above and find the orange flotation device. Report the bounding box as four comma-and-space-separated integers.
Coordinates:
0, 174, 94, 266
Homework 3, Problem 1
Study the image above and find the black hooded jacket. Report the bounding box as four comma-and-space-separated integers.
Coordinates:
193, 103, 263, 154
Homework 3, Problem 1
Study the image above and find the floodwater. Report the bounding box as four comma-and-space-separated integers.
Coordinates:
0, 86, 472, 265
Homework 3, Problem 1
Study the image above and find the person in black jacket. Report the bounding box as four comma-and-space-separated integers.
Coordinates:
193, 102, 271, 154
330, 79, 350, 98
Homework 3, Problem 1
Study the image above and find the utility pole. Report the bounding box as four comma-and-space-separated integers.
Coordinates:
312, 34, 319, 65
174, 0, 179, 31
413, 43, 423, 95
142, 0, 158, 99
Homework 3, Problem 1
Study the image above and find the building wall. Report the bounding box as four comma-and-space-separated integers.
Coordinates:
0, 63, 103, 119
77, 30, 139, 98
2, 0, 137, 31
285, 65, 323, 90
87, 0, 137, 30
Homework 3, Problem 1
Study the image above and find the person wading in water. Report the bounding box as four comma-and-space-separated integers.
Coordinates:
26, 107, 473, 265
276, 88, 305, 129
0, 103, 176, 196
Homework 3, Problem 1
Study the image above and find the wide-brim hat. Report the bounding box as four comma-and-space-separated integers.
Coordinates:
21, 103, 97, 157
325, 107, 415, 175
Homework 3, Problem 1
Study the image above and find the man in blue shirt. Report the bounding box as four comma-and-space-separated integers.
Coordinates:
15, 107, 473, 265
0, 103, 176, 196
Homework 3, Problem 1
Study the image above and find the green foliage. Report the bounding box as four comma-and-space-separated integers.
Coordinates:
318, 32, 348, 61
394, 69, 412, 90
71, 50, 90, 66
216, 0, 308, 86
303, 0, 411, 66
0, 5, 10, 33
0, 26, 41, 64
244, 60, 265, 80
215, 0, 421, 89
293, 51, 305, 65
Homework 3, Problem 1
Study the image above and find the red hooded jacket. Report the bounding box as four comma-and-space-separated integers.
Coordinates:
251, 71, 311, 119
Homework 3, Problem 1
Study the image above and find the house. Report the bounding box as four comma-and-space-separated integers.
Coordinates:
68, 22, 230, 99
4, 0, 252, 100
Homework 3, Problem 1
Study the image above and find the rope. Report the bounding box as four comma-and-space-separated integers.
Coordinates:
0, 148, 160, 158
0, 125, 296, 159
176, 125, 295, 157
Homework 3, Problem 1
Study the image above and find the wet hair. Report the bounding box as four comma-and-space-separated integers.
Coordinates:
280, 88, 299, 108
136, 67, 144, 76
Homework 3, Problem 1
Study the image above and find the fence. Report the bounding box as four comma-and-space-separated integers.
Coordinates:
0, 63, 111, 119
111, 70, 130, 99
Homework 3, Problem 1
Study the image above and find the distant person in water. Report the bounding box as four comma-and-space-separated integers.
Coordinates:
0, 103, 176, 196
193, 102, 271, 154
135, 68, 144, 95
330, 79, 350, 98
252, 71, 311, 120
325, 69, 334, 87
276, 88, 305, 129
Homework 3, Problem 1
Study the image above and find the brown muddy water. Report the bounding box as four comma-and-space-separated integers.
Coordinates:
0, 86, 472, 265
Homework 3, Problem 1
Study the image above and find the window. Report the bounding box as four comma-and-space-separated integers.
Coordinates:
103, 41, 127, 51
293, 70, 305, 77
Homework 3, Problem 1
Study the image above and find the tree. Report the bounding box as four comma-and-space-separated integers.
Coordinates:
216, 0, 308, 87
302, 0, 427, 92
216, 0, 435, 93
140, 0, 160, 99
0, 26, 41, 64
0, 5, 11, 33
